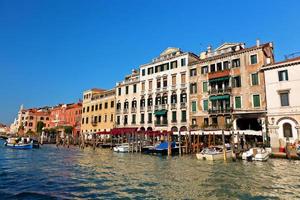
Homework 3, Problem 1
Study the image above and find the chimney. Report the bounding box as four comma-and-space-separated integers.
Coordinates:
207, 45, 212, 53
256, 39, 260, 47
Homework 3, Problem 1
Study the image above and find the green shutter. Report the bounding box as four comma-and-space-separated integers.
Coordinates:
252, 73, 259, 85
203, 100, 208, 111
235, 96, 241, 109
192, 101, 197, 112
172, 111, 177, 121
203, 82, 208, 92
253, 95, 260, 107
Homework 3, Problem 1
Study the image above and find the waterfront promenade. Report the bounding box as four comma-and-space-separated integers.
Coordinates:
0, 139, 299, 200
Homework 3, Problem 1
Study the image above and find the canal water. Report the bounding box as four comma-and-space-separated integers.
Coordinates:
0, 140, 299, 200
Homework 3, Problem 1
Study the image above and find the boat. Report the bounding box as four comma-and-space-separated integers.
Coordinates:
113, 143, 129, 153
242, 148, 269, 161
196, 146, 233, 161
146, 141, 179, 155
4, 137, 34, 149
296, 145, 300, 157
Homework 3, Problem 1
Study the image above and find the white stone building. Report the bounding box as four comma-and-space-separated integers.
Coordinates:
263, 57, 300, 150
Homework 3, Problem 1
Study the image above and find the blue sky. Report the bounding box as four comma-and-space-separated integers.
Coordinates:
1, 0, 300, 125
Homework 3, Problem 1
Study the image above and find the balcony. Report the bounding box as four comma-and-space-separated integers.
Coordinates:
140, 120, 145, 124
171, 85, 176, 90
116, 109, 122, 114
208, 69, 230, 80
148, 89, 153, 94
123, 109, 128, 114
147, 120, 153, 124
147, 106, 153, 112
208, 107, 232, 115
156, 88, 161, 93
140, 106, 145, 112
209, 87, 232, 95
131, 107, 137, 113
91, 121, 97, 126
171, 103, 177, 110
180, 83, 187, 89
162, 87, 168, 92
154, 104, 168, 110
155, 120, 168, 127
180, 102, 187, 109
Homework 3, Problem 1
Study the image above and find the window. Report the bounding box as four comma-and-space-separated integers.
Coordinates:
210, 64, 216, 72
217, 62, 222, 71
162, 95, 168, 104
203, 100, 208, 111
251, 73, 259, 85
283, 123, 292, 138
126, 86, 129, 94
157, 79, 161, 88
280, 92, 289, 106
117, 116, 120, 125
278, 70, 288, 81
147, 97, 153, 106
95, 104, 98, 111
98, 115, 101, 122
118, 88, 121, 96
132, 114, 136, 124
148, 113, 152, 123
250, 54, 258, 65
192, 118, 197, 125
172, 75, 176, 86
93, 116, 97, 123
141, 114, 145, 124
111, 114, 114, 122
104, 115, 107, 122
82, 118, 84, 124
124, 115, 128, 125
235, 96, 241, 109
212, 117, 218, 125
133, 84, 137, 93
172, 111, 177, 122
171, 93, 177, 104
132, 100, 137, 108
111, 101, 114, 108
142, 69, 145, 76
105, 102, 108, 109
140, 98, 145, 107
181, 110, 187, 122
83, 107, 85, 113
232, 76, 241, 87
99, 104, 102, 110
91, 105, 94, 112
253, 94, 260, 108
181, 58, 186, 66
203, 82, 208, 93
190, 83, 197, 94
201, 66, 208, 74
204, 118, 209, 126
87, 106, 90, 112
232, 58, 240, 68
181, 73, 186, 84
192, 101, 197, 112
223, 61, 229, 69
148, 67, 154, 75
149, 80, 153, 90
190, 68, 197, 76
163, 78, 167, 88
86, 117, 89, 124
180, 93, 187, 103
171, 61, 177, 69
141, 82, 145, 91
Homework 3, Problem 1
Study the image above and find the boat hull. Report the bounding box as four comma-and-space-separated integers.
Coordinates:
113, 145, 129, 153
196, 151, 232, 161
6, 143, 33, 149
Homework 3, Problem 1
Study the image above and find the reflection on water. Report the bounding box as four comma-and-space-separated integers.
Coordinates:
0, 139, 299, 199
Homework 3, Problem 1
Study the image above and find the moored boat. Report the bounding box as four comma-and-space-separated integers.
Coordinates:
196, 146, 233, 161
4, 137, 34, 149
242, 148, 269, 161
113, 143, 129, 153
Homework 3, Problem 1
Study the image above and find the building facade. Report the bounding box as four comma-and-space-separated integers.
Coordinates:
81, 88, 115, 133
264, 57, 300, 150
115, 47, 199, 132
189, 41, 274, 134
115, 69, 140, 129
49, 102, 82, 136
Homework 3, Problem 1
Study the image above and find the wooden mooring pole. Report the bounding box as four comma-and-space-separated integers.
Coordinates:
222, 130, 227, 161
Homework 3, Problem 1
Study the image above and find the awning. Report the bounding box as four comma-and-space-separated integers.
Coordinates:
209, 94, 230, 101
154, 109, 167, 116
209, 76, 229, 83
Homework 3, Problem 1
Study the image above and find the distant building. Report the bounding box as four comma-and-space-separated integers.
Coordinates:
263, 57, 300, 150
0, 123, 9, 134
49, 102, 82, 137
80, 88, 115, 134
188, 41, 274, 136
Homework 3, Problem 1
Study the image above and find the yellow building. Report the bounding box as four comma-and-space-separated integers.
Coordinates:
80, 88, 115, 133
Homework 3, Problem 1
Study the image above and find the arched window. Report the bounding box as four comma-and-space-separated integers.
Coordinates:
155, 95, 161, 105
147, 96, 153, 106
171, 92, 177, 104
132, 99, 137, 108
180, 92, 187, 103
124, 100, 129, 109
283, 123, 292, 138
162, 93, 168, 104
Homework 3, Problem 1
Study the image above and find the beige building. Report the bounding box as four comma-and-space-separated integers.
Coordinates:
81, 88, 115, 133
189, 41, 274, 135
263, 57, 300, 150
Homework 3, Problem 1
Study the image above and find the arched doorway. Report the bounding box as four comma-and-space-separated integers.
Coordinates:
147, 127, 153, 131
140, 127, 145, 132
171, 126, 178, 132
180, 126, 187, 132
283, 123, 292, 138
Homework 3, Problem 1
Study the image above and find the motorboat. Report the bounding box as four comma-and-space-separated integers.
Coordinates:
113, 143, 129, 153
196, 146, 233, 161
296, 145, 300, 157
4, 137, 34, 149
242, 148, 269, 161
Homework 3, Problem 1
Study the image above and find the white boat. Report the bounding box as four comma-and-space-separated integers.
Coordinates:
113, 143, 129, 153
196, 146, 233, 161
4, 137, 34, 149
242, 148, 269, 161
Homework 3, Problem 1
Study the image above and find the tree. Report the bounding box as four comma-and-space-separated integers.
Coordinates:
64, 126, 73, 135
36, 121, 45, 133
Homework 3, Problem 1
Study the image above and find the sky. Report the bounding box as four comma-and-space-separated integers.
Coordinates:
1, 0, 300, 125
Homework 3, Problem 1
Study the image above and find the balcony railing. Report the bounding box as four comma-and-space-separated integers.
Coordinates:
131, 107, 137, 113
171, 103, 177, 110
208, 69, 230, 80
147, 121, 152, 124
140, 121, 145, 124
171, 85, 176, 90
154, 104, 168, 110
91, 121, 97, 126
162, 87, 168, 91
181, 83, 187, 88
180, 102, 187, 109
147, 106, 153, 111
156, 88, 161, 93
155, 120, 168, 126
123, 109, 128, 114
116, 109, 122, 114
208, 107, 232, 114
209, 87, 232, 95
140, 106, 145, 112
